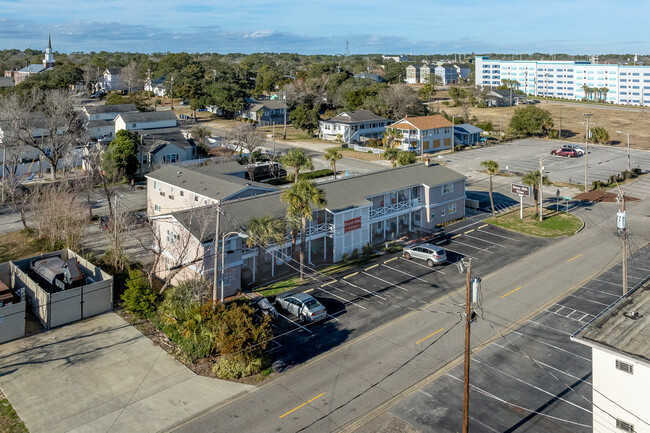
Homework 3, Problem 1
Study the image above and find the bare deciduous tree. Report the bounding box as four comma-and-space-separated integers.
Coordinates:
32, 183, 88, 250
227, 123, 265, 156
121, 62, 140, 94
0, 89, 86, 180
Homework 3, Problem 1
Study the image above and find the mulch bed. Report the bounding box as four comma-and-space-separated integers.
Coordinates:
573, 190, 639, 202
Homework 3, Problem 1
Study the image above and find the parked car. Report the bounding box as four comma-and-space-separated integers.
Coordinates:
551, 148, 579, 158
561, 143, 585, 155
402, 243, 447, 267
276, 292, 327, 322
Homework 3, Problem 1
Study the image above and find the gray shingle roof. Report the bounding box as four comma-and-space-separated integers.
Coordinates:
19, 64, 47, 73
117, 111, 178, 124
146, 163, 277, 202
249, 100, 287, 112
169, 163, 465, 242
0, 77, 15, 87
322, 110, 388, 124
573, 282, 650, 364
84, 104, 138, 115
454, 124, 484, 134
142, 128, 195, 151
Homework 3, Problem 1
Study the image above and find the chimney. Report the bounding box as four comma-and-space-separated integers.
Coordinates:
424, 157, 431, 167
405, 115, 408, 119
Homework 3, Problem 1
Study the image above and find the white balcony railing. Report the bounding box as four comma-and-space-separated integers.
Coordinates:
370, 198, 421, 220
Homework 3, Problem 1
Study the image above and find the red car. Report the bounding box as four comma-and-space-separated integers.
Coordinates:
551, 148, 579, 157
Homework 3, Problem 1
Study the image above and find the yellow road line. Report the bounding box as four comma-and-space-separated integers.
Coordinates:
567, 253, 583, 263
415, 328, 444, 345
365, 264, 379, 271
305, 288, 314, 293
452, 234, 462, 239
385, 257, 398, 263
501, 286, 522, 299
465, 229, 475, 234
344, 272, 359, 279
321, 281, 335, 287
279, 393, 325, 419
479, 224, 488, 229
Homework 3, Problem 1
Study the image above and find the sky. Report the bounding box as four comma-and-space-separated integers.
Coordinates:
1, 0, 649, 55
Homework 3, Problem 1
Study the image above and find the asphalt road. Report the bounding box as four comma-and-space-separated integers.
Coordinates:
169, 192, 649, 433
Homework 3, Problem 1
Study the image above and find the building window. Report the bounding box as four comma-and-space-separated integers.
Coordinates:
153, 181, 160, 190
194, 195, 199, 202
430, 210, 435, 219
615, 359, 634, 374
154, 204, 161, 213
180, 190, 184, 197
442, 183, 453, 194
132, 123, 137, 128
440, 206, 446, 217
166, 229, 178, 245
616, 419, 634, 432
449, 202, 457, 214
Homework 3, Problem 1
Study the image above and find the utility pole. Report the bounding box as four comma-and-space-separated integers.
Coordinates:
460, 259, 479, 433
139, 135, 144, 178
212, 201, 221, 308
1, 145, 5, 203
559, 105, 563, 139
618, 194, 627, 294
451, 115, 457, 152
283, 91, 287, 140
584, 113, 593, 191
616, 131, 631, 172
170, 75, 174, 111
539, 158, 544, 221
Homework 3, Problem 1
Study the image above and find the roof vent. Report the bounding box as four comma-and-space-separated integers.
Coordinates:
624, 311, 642, 320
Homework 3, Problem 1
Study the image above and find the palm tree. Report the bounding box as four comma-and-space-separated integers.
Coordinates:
522, 170, 551, 215
281, 148, 314, 184
281, 180, 327, 279
382, 148, 401, 167
582, 85, 590, 101
285, 212, 301, 262
480, 160, 499, 218
246, 216, 286, 275
383, 127, 403, 149
323, 148, 343, 179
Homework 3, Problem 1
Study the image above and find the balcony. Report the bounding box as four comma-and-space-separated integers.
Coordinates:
370, 198, 421, 220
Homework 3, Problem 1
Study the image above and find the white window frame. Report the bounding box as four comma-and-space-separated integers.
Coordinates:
440, 206, 446, 217
442, 183, 453, 195
154, 204, 161, 213
166, 229, 179, 245
449, 202, 457, 214
153, 181, 160, 191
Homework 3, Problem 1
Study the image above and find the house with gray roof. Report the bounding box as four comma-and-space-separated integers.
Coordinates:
4, 36, 56, 85
81, 104, 138, 121
102, 68, 122, 91
319, 110, 390, 144
571, 279, 650, 433
151, 162, 466, 293
114, 110, 178, 132
453, 124, 484, 146
240, 100, 288, 126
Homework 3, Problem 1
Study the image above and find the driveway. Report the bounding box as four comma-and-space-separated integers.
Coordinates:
0, 313, 253, 433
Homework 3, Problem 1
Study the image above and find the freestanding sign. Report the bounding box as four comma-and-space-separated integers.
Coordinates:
511, 183, 532, 219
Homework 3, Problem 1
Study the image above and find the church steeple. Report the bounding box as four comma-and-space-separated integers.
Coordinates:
43, 34, 55, 68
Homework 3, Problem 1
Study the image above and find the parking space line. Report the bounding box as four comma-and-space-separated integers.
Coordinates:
442, 248, 478, 261
340, 279, 388, 301
279, 392, 325, 419
580, 286, 620, 297
321, 280, 336, 287
362, 271, 408, 291
567, 253, 582, 262
381, 263, 433, 282
463, 234, 505, 247
415, 327, 444, 345
478, 224, 488, 229
304, 288, 314, 293
510, 330, 590, 361
526, 319, 572, 336
445, 219, 486, 234
566, 293, 609, 307
448, 239, 493, 253
465, 229, 474, 234
343, 272, 359, 279
451, 233, 462, 239
365, 264, 379, 271
591, 278, 622, 287
398, 257, 446, 273
316, 287, 367, 310
277, 312, 313, 334
501, 286, 522, 298
384, 257, 398, 263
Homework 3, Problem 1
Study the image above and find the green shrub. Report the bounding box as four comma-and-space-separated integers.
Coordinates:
121, 270, 157, 318
442, 101, 450, 106
362, 243, 374, 256
590, 126, 609, 144
547, 129, 559, 139
475, 121, 492, 132
341, 253, 349, 262
631, 168, 642, 176
213, 355, 266, 379
350, 248, 359, 260
286, 169, 334, 182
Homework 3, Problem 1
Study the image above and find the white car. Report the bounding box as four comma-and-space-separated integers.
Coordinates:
561, 143, 585, 155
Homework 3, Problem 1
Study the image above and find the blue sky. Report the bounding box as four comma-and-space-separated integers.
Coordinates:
1, 0, 649, 54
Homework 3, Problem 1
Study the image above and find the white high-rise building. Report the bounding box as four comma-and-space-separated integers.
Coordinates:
475, 56, 650, 106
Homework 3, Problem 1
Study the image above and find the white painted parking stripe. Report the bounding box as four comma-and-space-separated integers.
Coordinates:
463, 233, 505, 247
471, 358, 592, 413
526, 319, 573, 336
381, 263, 435, 281
579, 313, 589, 321
448, 239, 493, 253
398, 257, 446, 273
315, 286, 367, 310
340, 278, 389, 301
580, 286, 620, 297
590, 277, 622, 287
510, 330, 591, 361
445, 218, 488, 234
418, 389, 433, 398
277, 312, 313, 333
475, 228, 519, 241
566, 294, 610, 307
362, 271, 409, 291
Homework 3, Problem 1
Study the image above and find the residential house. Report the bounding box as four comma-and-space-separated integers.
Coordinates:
240, 100, 288, 126
405, 64, 422, 84
152, 162, 466, 294
81, 104, 139, 140
103, 68, 122, 91
434, 64, 457, 85
114, 111, 178, 132
484, 89, 527, 107
454, 64, 472, 81
139, 129, 198, 174
453, 124, 484, 146
353, 72, 386, 83
419, 65, 436, 84
4, 36, 55, 85
387, 115, 453, 154
145, 78, 167, 97
319, 110, 390, 144
145, 161, 278, 215
0, 77, 15, 88
571, 283, 650, 433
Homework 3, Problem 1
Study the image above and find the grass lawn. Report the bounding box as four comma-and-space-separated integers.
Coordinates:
0, 230, 42, 263
330, 147, 383, 162
486, 207, 583, 237
0, 392, 29, 433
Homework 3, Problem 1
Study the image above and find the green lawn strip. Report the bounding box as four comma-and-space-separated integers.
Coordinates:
0, 395, 29, 433
0, 230, 43, 263
255, 254, 379, 297
485, 208, 582, 237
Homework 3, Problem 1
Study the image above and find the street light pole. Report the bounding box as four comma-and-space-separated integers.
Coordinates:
170, 75, 174, 111
616, 131, 631, 172
584, 113, 593, 192
539, 158, 545, 221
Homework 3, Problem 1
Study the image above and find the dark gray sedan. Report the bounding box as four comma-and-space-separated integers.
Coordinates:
275, 292, 327, 322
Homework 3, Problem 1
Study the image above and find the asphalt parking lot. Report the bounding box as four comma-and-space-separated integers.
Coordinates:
265, 215, 555, 370
444, 138, 650, 186
387, 245, 650, 433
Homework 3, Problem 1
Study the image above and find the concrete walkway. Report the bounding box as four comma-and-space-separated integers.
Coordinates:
0, 313, 253, 433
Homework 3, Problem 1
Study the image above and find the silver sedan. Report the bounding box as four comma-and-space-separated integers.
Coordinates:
403, 243, 447, 267
275, 292, 327, 322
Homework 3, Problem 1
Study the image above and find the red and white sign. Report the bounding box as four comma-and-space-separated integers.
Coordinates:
344, 217, 362, 233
